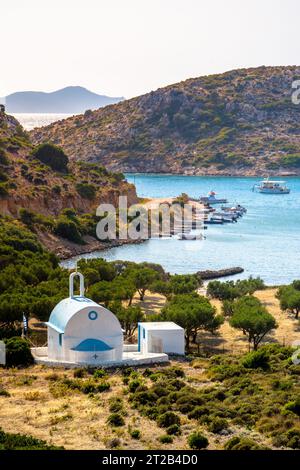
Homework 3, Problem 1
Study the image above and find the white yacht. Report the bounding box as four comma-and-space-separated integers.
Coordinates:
253, 178, 290, 194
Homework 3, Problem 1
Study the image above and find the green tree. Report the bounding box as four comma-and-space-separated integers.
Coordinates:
169, 274, 199, 295
54, 217, 83, 244
161, 293, 223, 351
207, 277, 265, 301
130, 267, 159, 301
31, 143, 69, 172
89, 278, 135, 306
4, 337, 34, 367
110, 301, 144, 337
229, 296, 277, 350
76, 183, 96, 200
277, 284, 300, 319
0, 294, 30, 330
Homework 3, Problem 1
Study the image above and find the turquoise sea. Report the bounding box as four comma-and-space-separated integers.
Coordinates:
62, 174, 300, 286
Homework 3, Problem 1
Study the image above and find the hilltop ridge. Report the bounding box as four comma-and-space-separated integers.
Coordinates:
3, 86, 124, 113
30, 66, 300, 176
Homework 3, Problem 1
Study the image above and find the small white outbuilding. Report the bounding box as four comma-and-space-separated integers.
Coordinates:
138, 322, 185, 356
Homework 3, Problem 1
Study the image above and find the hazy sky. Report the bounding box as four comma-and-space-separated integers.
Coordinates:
1, 0, 299, 98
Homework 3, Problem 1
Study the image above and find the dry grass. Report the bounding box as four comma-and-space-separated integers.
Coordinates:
131, 287, 300, 355
1, 288, 298, 449
205, 288, 300, 355
131, 290, 166, 316
0, 364, 197, 450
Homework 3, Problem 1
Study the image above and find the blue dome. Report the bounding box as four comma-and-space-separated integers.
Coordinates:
46, 296, 100, 333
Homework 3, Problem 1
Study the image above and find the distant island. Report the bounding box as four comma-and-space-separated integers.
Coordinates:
30, 66, 300, 176
2, 86, 124, 113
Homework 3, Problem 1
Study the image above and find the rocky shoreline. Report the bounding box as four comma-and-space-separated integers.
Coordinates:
196, 267, 244, 280
37, 230, 145, 260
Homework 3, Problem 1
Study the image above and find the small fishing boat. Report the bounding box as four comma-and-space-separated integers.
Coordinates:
221, 205, 247, 216
252, 178, 290, 194
200, 191, 228, 204
214, 212, 239, 221
204, 218, 224, 225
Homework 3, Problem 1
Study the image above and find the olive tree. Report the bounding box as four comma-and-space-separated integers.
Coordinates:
161, 293, 223, 351
229, 296, 277, 350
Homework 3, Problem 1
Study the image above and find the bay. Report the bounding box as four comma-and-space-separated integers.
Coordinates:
62, 174, 300, 286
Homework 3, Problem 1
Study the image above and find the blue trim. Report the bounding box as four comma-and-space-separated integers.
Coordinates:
138, 324, 141, 352
88, 310, 98, 321
71, 338, 113, 352
45, 322, 64, 334
143, 327, 145, 339
59, 333, 62, 346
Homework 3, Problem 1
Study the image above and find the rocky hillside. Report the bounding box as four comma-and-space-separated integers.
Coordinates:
30, 66, 300, 176
0, 111, 137, 257
0, 112, 137, 217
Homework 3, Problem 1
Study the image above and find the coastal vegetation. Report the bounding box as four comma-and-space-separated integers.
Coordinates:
31, 143, 69, 173
0, 344, 299, 449
1, 101, 300, 451
277, 282, 300, 319
0, 111, 138, 258
0, 222, 299, 449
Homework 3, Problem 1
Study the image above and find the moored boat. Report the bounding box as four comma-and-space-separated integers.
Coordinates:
200, 191, 228, 204
252, 178, 290, 194
177, 231, 203, 240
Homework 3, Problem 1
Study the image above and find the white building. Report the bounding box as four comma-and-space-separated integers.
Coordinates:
32, 271, 185, 368
138, 322, 185, 356
46, 272, 123, 365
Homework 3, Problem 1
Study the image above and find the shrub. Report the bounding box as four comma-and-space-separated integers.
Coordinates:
0, 428, 63, 450
107, 413, 125, 427
52, 184, 61, 194
128, 379, 142, 393
166, 424, 182, 436
284, 398, 300, 416
224, 436, 266, 450
96, 381, 110, 393
31, 143, 69, 172
130, 429, 141, 440
0, 169, 8, 182
158, 435, 173, 444
0, 148, 9, 165
107, 438, 121, 449
188, 406, 210, 420
109, 397, 123, 413
157, 411, 181, 428
0, 183, 8, 197
4, 337, 34, 367
73, 368, 86, 378
76, 183, 96, 200
93, 368, 107, 379
54, 217, 83, 244
242, 349, 270, 370
188, 432, 209, 450
284, 428, 300, 449
208, 417, 229, 434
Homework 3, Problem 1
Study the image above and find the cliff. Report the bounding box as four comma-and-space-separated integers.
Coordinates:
0, 112, 138, 256
30, 66, 300, 176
